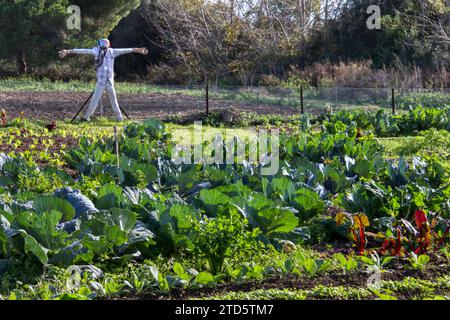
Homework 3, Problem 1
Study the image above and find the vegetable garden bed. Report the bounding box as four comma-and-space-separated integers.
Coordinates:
0, 106, 449, 301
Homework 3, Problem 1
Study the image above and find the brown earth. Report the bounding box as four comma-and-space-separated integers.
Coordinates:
123, 264, 450, 301
0, 91, 302, 121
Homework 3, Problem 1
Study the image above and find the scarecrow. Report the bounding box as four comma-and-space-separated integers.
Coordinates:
59, 39, 148, 121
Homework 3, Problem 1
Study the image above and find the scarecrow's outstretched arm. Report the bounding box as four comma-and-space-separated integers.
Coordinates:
59, 48, 96, 58
113, 48, 148, 58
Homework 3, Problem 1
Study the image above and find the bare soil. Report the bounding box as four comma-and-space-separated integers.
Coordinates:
124, 265, 450, 301
0, 91, 302, 121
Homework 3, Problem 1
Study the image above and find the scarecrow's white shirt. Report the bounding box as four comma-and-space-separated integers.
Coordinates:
72, 47, 134, 86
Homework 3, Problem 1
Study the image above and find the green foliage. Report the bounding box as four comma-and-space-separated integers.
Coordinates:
358, 252, 394, 274
292, 189, 325, 222
334, 253, 358, 274
407, 253, 430, 270
323, 107, 450, 138
32, 196, 75, 222
17, 169, 65, 193
0, 0, 69, 72
1, 114, 450, 300
72, 1, 140, 44
254, 208, 298, 235
0, 0, 140, 75
192, 208, 260, 275
297, 255, 331, 278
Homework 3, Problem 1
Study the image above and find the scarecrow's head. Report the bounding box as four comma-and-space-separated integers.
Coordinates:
98, 38, 111, 50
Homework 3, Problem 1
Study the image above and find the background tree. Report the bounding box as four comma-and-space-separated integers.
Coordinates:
109, 3, 162, 80
0, 0, 69, 74
0, 0, 141, 75
66, 0, 141, 46
1, 0, 448, 87
143, 0, 323, 84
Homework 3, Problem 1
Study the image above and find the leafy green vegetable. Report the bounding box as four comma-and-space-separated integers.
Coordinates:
33, 196, 75, 222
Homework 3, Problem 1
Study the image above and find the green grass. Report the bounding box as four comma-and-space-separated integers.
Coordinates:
168, 124, 258, 146
377, 136, 417, 159
377, 130, 450, 156
377, 129, 450, 170
0, 77, 204, 95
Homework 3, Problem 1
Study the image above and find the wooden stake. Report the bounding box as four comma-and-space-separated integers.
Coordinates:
71, 91, 94, 123
114, 126, 120, 168
300, 86, 304, 115
205, 73, 209, 115
391, 88, 396, 114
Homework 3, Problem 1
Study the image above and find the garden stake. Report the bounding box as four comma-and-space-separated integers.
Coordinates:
391, 88, 396, 114
300, 86, 304, 115
71, 91, 95, 123
205, 74, 209, 115
114, 126, 120, 168
118, 104, 131, 120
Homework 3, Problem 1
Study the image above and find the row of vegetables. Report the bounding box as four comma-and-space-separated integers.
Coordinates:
320, 106, 450, 137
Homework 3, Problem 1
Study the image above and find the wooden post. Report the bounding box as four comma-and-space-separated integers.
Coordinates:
113, 126, 120, 168
391, 88, 396, 114
205, 73, 209, 115
300, 86, 304, 115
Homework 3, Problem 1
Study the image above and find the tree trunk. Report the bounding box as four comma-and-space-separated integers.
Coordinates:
324, 0, 329, 44
230, 0, 234, 24
16, 51, 28, 74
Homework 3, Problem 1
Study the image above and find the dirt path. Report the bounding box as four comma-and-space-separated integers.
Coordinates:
0, 91, 302, 121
